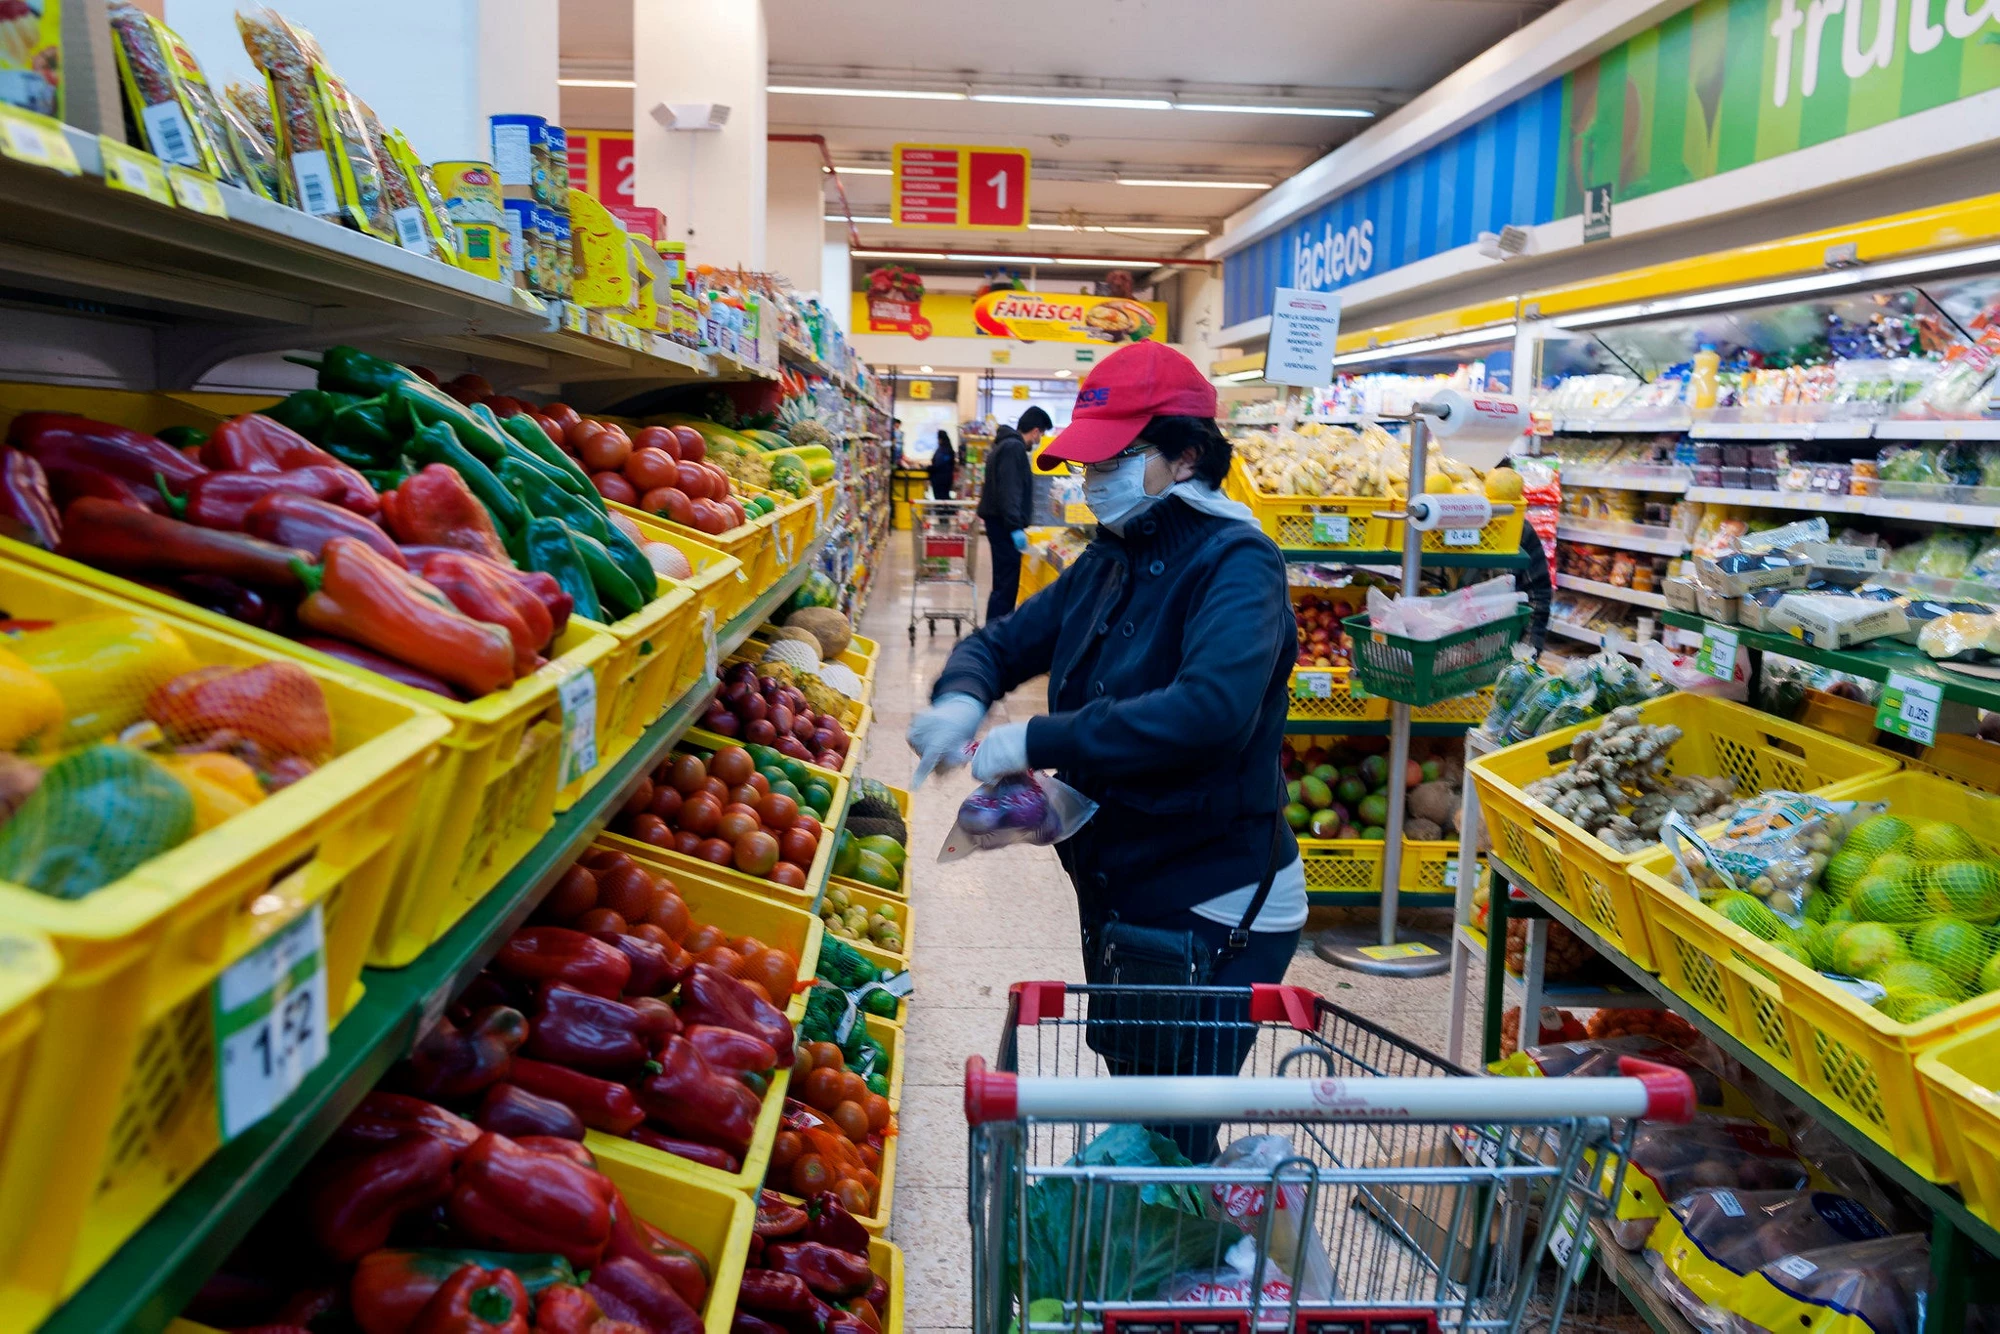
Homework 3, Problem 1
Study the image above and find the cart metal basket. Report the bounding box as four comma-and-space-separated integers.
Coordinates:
967, 982, 1694, 1334
911, 496, 981, 642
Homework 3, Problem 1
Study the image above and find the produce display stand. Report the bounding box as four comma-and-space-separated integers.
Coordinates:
31, 546, 825, 1334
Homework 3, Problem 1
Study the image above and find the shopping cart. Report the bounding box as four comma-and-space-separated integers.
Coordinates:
910, 496, 981, 643
966, 982, 1694, 1334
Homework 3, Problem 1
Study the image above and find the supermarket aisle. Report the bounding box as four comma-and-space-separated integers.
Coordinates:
854, 537, 1477, 1330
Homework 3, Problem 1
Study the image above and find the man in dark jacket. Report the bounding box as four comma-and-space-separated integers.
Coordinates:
976, 406, 1047, 622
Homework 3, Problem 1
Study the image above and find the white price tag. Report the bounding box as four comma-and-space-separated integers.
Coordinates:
1774, 1256, 1818, 1280
291, 150, 338, 215
1444, 856, 1460, 884
215, 905, 328, 1141
701, 610, 719, 683
1696, 626, 1738, 680
392, 205, 428, 252
1295, 671, 1334, 700
557, 668, 599, 787
1875, 670, 1942, 745
1442, 527, 1481, 546
1309, 510, 1349, 544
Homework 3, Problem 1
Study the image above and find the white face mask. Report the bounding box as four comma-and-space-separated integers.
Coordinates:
1083, 450, 1160, 534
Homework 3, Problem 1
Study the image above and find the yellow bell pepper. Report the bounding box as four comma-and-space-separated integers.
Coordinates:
10, 615, 198, 748
0, 648, 64, 752
155, 752, 263, 831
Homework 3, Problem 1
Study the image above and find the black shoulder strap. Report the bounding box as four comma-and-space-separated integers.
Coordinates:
1221, 817, 1290, 958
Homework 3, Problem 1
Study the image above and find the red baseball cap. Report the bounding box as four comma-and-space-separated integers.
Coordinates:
1041, 341, 1218, 465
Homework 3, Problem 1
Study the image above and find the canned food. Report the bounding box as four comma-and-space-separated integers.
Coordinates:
503, 198, 540, 290
432, 160, 504, 224
544, 124, 569, 197
488, 114, 545, 189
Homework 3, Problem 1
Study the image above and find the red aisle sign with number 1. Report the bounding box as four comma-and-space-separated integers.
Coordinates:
893, 143, 1029, 230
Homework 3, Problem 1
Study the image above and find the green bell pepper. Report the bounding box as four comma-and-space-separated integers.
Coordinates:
569, 529, 645, 621
498, 458, 658, 606
387, 377, 512, 464
407, 420, 525, 534
262, 388, 358, 443
0, 745, 195, 898
285, 345, 416, 398
324, 394, 398, 464
154, 425, 207, 450
500, 413, 602, 510
519, 516, 601, 622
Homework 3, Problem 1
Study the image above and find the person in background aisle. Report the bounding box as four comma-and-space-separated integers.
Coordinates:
977, 406, 1046, 622
909, 343, 1301, 1161
1490, 457, 1550, 654
928, 428, 956, 500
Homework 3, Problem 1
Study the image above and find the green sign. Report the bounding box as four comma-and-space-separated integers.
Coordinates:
1697, 625, 1739, 679
1584, 183, 1614, 242
1554, 0, 2000, 218
1875, 670, 1942, 744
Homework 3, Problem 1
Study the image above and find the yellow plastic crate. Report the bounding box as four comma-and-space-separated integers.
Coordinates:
616, 503, 754, 628
624, 501, 775, 606
1412, 684, 1498, 724
590, 843, 823, 1020
559, 580, 698, 810
1287, 666, 1389, 726
1403, 505, 1525, 555
1636, 770, 2000, 1183
0, 537, 617, 969
1403, 839, 1483, 895
868, 1013, 904, 1113
0, 927, 57, 1210
838, 704, 872, 778
760, 487, 821, 580
873, 1238, 906, 1332
0, 382, 228, 438
835, 781, 912, 900
1795, 688, 1879, 745
719, 651, 867, 734
1469, 693, 1899, 970
1918, 1017, 2000, 1226
821, 880, 912, 971
1227, 458, 1390, 554
588, 1059, 792, 1198
0, 562, 449, 1326
1296, 836, 1387, 894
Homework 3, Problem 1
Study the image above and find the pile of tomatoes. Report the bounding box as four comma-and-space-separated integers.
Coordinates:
524, 406, 747, 538
769, 1042, 893, 1217
616, 745, 825, 892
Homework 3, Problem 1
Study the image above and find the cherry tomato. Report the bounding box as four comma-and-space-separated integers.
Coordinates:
544, 864, 598, 920
629, 813, 672, 847
710, 746, 755, 786
597, 863, 659, 923
716, 810, 760, 844
678, 794, 722, 836
668, 754, 707, 794
684, 924, 726, 954
831, 1100, 870, 1143
574, 907, 626, 934
767, 861, 807, 892
779, 826, 818, 868
862, 1093, 892, 1133
834, 1177, 873, 1216
802, 1066, 845, 1111
593, 471, 638, 505
646, 890, 691, 940
578, 430, 631, 472
735, 829, 780, 876
770, 1130, 803, 1172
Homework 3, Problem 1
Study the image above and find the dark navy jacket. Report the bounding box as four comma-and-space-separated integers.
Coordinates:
933, 495, 1298, 925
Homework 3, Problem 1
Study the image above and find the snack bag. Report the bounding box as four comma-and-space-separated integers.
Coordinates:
308, 60, 392, 238
359, 102, 454, 262
1205, 1134, 1335, 1298
218, 92, 279, 200
1649, 1190, 1891, 1333
938, 772, 1096, 861
383, 126, 457, 264
0, 0, 61, 116
108, 2, 248, 185
236, 6, 382, 234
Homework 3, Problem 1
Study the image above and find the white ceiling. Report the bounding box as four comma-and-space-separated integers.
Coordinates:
560, 0, 1553, 268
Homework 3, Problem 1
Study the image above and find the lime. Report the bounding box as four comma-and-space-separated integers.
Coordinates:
866, 1072, 890, 1096
1832, 922, 1903, 976
803, 781, 833, 811
779, 757, 810, 785
864, 989, 900, 1018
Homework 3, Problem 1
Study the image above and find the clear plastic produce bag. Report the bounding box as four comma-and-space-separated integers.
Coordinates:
938, 772, 1097, 861
1204, 1134, 1336, 1298
1162, 1236, 1298, 1323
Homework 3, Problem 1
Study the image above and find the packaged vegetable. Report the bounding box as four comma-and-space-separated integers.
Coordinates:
938, 772, 1096, 861
1648, 1190, 1892, 1333
1598, 1117, 1807, 1249
107, 3, 249, 185
10, 613, 199, 748
1202, 1134, 1335, 1297
1662, 794, 1881, 921
1726, 1234, 1934, 1334
0, 744, 196, 897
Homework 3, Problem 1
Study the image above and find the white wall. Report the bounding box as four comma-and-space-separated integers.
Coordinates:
633, 0, 766, 268
821, 239, 853, 333
765, 139, 827, 293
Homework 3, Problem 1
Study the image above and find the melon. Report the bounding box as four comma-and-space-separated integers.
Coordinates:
1844, 815, 1913, 860
785, 606, 853, 659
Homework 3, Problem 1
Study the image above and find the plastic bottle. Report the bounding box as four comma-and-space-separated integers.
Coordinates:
1690, 344, 1721, 411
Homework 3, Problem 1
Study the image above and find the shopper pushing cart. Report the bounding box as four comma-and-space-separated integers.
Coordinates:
910, 496, 981, 643
966, 981, 1695, 1333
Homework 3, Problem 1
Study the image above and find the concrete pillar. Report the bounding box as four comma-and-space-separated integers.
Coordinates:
821, 240, 852, 333
633, 0, 766, 269
766, 139, 825, 292
164, 0, 556, 163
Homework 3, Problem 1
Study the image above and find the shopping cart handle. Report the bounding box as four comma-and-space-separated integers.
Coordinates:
965, 1055, 1016, 1125
1616, 1057, 1697, 1124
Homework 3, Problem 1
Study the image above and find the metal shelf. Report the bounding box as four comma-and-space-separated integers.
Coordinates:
1556, 465, 1691, 492
1554, 574, 1668, 610
1548, 618, 1650, 655
1484, 853, 2000, 1263
1660, 610, 2000, 713
1283, 550, 1528, 568
1284, 719, 1480, 736
1555, 520, 1689, 557
38, 544, 826, 1334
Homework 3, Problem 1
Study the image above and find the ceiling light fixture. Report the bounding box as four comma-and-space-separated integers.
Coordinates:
826, 215, 894, 225
768, 84, 966, 100
1176, 102, 1372, 117
1214, 369, 1265, 383
919, 366, 934, 374
1054, 370, 1073, 378
970, 93, 1173, 110
558, 77, 636, 88
1051, 257, 1117, 265
1115, 177, 1272, 190
828, 165, 894, 176
1028, 222, 1210, 236
852, 249, 951, 260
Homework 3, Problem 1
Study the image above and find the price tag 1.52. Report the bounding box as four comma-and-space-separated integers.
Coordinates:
215, 904, 329, 1141
556, 667, 599, 788
1876, 670, 1942, 745
1696, 626, 1738, 681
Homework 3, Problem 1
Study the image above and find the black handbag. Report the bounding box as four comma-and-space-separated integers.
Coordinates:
1083, 820, 1288, 1070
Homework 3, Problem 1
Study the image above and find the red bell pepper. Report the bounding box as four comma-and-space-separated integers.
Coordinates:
304, 1132, 458, 1261
627, 995, 680, 1043
351, 1249, 577, 1334
636, 1035, 760, 1156
408, 1263, 530, 1334
244, 490, 405, 564
47, 461, 163, 512
447, 1132, 615, 1270
479, 1082, 586, 1141
0, 449, 61, 547
588, 930, 684, 998
679, 964, 794, 1064
493, 928, 632, 1000
59, 496, 310, 589
506, 1058, 645, 1135
527, 1284, 601, 1334
399, 1005, 528, 1101
297, 537, 517, 697
416, 549, 551, 676
735, 1270, 818, 1323
730, 1314, 790, 1334
297, 636, 460, 698
145, 660, 334, 761
581, 1257, 702, 1334
400, 548, 572, 639
802, 1193, 870, 1257
201, 412, 379, 515
605, 1185, 708, 1307
684, 1025, 777, 1078
383, 464, 509, 561
526, 984, 652, 1071
754, 1192, 808, 1239
628, 1125, 741, 1175
330, 1091, 481, 1159
156, 573, 287, 632
762, 1242, 873, 1299
8, 412, 206, 495
514, 1135, 597, 1168
176, 467, 348, 531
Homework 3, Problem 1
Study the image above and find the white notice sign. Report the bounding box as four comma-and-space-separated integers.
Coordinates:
1266, 287, 1342, 387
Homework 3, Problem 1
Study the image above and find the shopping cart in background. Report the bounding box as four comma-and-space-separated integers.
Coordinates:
910, 496, 981, 643
966, 982, 1694, 1334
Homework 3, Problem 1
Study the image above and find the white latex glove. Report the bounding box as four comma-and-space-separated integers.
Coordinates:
907, 691, 985, 787
971, 720, 1031, 782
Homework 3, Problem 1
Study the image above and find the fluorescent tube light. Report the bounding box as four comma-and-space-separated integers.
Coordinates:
1029, 223, 1210, 235
769, 85, 966, 100
1177, 103, 1372, 117
558, 78, 635, 88
1116, 177, 1272, 190
971, 93, 1173, 109
826, 215, 894, 224
919, 366, 934, 374
853, 250, 950, 260
827, 165, 894, 176
1215, 369, 1265, 383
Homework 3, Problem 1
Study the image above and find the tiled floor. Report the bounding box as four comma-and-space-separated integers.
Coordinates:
855, 534, 1484, 1332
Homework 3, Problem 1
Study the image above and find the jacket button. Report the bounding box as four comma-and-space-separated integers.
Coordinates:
1141, 519, 1157, 535
1148, 559, 1165, 576
1122, 622, 1135, 637
1096, 621, 1110, 635
1094, 681, 1106, 696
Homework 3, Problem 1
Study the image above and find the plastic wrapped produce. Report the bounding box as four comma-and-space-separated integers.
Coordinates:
1727, 1234, 1933, 1334
939, 773, 1097, 861
1600, 1118, 1808, 1250
1649, 1190, 1892, 1333
1662, 793, 1881, 922
1202, 1135, 1335, 1298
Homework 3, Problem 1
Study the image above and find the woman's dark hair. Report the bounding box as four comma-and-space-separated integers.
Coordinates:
1138, 415, 1232, 486
936, 429, 951, 447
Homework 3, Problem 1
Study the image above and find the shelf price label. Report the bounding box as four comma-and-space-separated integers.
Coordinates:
167, 164, 227, 216
1442, 527, 1481, 547
1876, 671, 1942, 745
0, 105, 79, 175
1695, 626, 1738, 680
556, 667, 599, 788
1294, 670, 1334, 700
700, 609, 719, 684
99, 137, 174, 206
214, 905, 329, 1141
1309, 510, 1349, 544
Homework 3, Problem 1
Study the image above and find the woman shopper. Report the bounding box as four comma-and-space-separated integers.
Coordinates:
928, 428, 956, 500
908, 341, 1302, 1161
